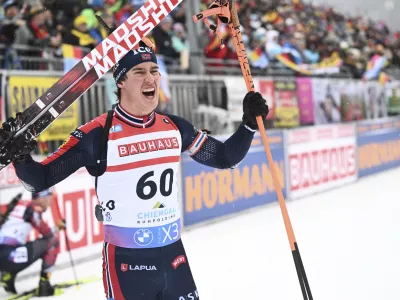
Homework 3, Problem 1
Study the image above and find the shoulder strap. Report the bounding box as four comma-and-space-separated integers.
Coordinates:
95, 110, 114, 193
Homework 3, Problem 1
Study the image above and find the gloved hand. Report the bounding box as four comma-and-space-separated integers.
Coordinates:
0, 113, 37, 165
55, 219, 66, 231
242, 91, 269, 130
0, 115, 20, 143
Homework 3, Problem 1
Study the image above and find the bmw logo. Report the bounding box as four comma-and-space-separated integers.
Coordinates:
134, 229, 153, 246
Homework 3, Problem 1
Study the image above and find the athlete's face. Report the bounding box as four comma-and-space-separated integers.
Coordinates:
118, 62, 160, 116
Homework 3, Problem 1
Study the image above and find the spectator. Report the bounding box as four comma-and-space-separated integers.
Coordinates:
0, 0, 24, 45
170, 3, 185, 24
171, 22, 189, 71
265, 29, 282, 60
152, 15, 180, 63
63, 15, 97, 49
247, 28, 269, 70
171, 22, 187, 54
281, 32, 308, 65
204, 22, 230, 70
13, 6, 60, 48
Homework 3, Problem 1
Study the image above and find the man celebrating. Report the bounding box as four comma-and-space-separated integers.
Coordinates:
7, 43, 268, 299
0, 189, 65, 296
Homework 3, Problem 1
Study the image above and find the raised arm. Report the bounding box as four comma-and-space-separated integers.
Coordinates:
169, 91, 269, 169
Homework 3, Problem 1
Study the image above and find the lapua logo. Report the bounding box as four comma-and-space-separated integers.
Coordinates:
171, 255, 187, 269
121, 263, 128, 272
134, 265, 156, 271
121, 264, 157, 271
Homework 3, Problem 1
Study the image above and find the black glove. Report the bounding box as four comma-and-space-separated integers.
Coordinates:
0, 113, 36, 165
242, 91, 269, 130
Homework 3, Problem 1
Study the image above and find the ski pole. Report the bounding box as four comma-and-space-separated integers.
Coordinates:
226, 1, 313, 298
52, 195, 80, 288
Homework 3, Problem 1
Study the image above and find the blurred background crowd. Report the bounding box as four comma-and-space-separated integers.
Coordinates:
0, 0, 399, 79
201, 0, 400, 79
0, 0, 188, 71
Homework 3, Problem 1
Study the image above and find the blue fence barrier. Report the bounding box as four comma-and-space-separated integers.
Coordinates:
181, 131, 286, 226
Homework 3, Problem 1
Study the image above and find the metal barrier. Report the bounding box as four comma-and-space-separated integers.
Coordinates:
168, 75, 231, 133
0, 44, 65, 71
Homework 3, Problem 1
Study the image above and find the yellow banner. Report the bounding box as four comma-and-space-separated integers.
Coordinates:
274, 107, 300, 128
8, 76, 79, 141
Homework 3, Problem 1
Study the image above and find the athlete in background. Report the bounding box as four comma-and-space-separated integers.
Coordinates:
0, 189, 65, 296
5, 43, 269, 299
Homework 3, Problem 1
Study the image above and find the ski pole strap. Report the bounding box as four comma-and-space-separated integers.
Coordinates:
192, 0, 231, 49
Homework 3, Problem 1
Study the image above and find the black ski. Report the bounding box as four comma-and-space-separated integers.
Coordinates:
0, 0, 182, 171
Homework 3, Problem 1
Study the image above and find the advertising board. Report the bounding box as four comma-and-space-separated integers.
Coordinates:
287, 124, 357, 199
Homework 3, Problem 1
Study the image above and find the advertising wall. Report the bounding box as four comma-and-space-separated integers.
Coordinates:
181, 131, 286, 226
287, 124, 357, 199
357, 118, 400, 178
7, 76, 79, 142
0, 164, 21, 189
273, 79, 300, 127
296, 77, 314, 125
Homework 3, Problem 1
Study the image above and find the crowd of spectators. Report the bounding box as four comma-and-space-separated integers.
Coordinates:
0, 0, 188, 70
0, 0, 399, 79
201, 0, 400, 79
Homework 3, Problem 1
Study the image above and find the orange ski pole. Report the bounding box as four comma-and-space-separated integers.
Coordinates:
227, 1, 313, 299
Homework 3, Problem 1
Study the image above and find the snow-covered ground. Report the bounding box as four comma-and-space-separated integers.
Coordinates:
2, 167, 400, 300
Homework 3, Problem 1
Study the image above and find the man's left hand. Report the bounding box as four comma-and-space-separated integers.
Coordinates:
242, 91, 269, 130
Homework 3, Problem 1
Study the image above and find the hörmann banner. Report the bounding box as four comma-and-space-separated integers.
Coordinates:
181, 131, 286, 226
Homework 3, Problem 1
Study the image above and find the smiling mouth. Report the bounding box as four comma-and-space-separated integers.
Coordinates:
142, 88, 155, 97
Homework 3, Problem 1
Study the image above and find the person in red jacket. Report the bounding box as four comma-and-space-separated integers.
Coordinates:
0, 189, 65, 296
